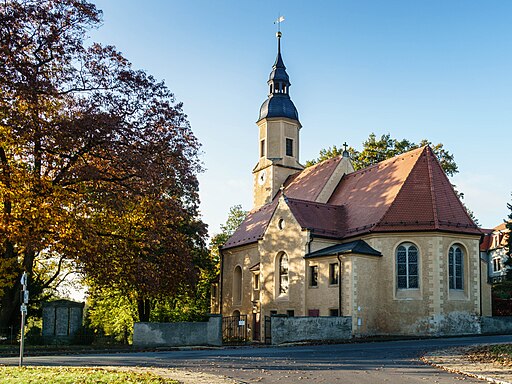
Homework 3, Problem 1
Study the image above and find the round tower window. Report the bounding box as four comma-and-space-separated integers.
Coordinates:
278, 218, 285, 230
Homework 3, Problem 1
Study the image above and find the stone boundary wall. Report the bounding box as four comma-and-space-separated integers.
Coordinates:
481, 316, 512, 334
271, 316, 352, 345
133, 315, 222, 347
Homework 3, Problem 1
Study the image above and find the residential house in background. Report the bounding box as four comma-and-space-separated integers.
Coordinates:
481, 223, 510, 284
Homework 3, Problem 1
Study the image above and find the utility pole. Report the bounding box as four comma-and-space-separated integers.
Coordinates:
19, 272, 28, 367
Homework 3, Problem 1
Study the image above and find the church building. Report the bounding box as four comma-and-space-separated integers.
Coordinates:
215, 32, 492, 339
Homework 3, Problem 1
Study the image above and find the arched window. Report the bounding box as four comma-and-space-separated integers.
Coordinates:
233, 266, 242, 304
449, 245, 464, 290
279, 253, 289, 295
396, 243, 419, 289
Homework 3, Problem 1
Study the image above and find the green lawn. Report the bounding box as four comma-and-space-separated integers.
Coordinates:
0, 366, 179, 384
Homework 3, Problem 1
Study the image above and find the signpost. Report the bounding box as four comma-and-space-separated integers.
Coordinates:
19, 272, 28, 367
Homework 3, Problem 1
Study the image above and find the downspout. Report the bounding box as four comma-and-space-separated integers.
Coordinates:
479, 252, 482, 316
337, 253, 342, 316
304, 231, 313, 317
479, 233, 487, 317
219, 247, 224, 316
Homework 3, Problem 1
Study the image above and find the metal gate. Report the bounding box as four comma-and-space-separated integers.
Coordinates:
222, 315, 248, 344
264, 315, 271, 344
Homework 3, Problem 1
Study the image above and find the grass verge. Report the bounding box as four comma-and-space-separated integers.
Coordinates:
0, 366, 179, 384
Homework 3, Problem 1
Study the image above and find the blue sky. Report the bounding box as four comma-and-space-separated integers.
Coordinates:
89, 0, 511, 235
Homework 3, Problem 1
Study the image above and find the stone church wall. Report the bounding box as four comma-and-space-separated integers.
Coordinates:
258, 199, 309, 317
360, 233, 482, 336
221, 243, 259, 318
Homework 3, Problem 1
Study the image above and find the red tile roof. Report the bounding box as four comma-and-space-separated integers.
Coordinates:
494, 222, 508, 232
480, 222, 511, 251
480, 234, 491, 252
224, 146, 481, 250
286, 198, 346, 238
370, 146, 480, 235
328, 147, 422, 234
283, 156, 342, 201
222, 199, 278, 249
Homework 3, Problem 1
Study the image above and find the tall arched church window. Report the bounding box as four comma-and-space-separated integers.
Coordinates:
449, 245, 464, 290
396, 243, 419, 289
233, 266, 242, 304
279, 253, 289, 295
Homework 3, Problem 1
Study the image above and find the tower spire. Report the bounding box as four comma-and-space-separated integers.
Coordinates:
253, 28, 303, 208
258, 29, 299, 122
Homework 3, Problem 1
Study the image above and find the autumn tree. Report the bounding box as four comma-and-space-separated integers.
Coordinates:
131, 205, 246, 325
0, 0, 206, 328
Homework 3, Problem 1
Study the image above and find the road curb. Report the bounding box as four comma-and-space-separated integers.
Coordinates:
421, 348, 512, 384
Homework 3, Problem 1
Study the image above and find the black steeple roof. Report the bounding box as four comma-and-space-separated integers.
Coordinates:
258, 32, 299, 122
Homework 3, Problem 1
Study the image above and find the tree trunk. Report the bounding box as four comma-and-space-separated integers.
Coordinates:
0, 282, 20, 330
137, 298, 151, 322
0, 248, 35, 329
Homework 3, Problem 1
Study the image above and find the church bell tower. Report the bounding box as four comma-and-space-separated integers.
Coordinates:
253, 31, 303, 208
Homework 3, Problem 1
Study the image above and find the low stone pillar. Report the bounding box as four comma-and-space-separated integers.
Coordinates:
42, 300, 84, 344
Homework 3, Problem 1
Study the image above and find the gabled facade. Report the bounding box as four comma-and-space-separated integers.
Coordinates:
481, 223, 511, 283
214, 32, 492, 339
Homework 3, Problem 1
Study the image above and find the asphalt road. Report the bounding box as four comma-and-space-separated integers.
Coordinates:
2, 334, 512, 383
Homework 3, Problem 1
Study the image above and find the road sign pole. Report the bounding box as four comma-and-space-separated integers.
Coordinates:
19, 309, 25, 367
19, 272, 28, 367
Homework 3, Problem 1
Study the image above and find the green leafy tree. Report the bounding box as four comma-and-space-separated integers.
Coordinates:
87, 284, 138, 344
0, 0, 206, 327
210, 205, 248, 269
306, 133, 458, 177
504, 196, 512, 279
305, 133, 482, 223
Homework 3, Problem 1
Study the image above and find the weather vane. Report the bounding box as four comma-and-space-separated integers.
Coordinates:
274, 15, 285, 32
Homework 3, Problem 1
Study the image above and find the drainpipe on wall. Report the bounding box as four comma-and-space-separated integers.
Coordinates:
337, 254, 343, 317
478, 249, 483, 317
305, 231, 313, 317
219, 247, 224, 316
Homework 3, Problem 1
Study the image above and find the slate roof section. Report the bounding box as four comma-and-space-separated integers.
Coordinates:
304, 240, 382, 259
222, 199, 278, 249
259, 95, 299, 121
258, 32, 299, 122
